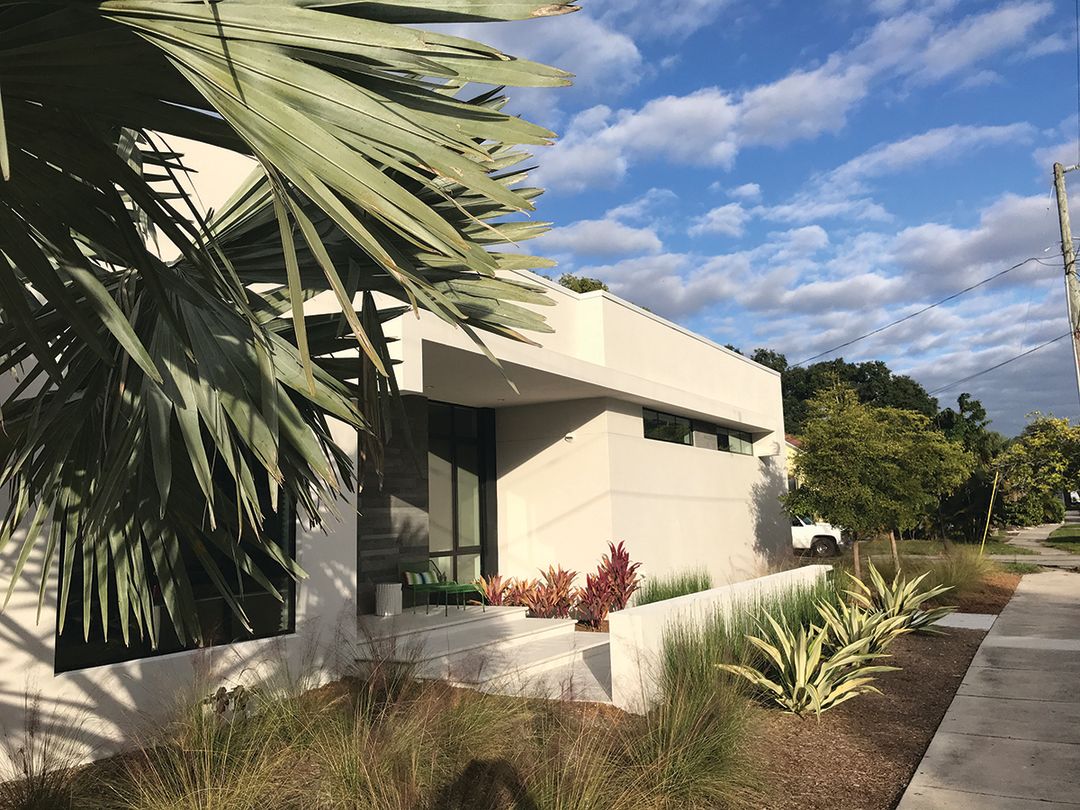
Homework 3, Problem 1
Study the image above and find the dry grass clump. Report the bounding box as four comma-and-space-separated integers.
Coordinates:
5, 651, 759, 810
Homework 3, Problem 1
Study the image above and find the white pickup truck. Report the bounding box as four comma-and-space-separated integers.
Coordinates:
790, 515, 845, 557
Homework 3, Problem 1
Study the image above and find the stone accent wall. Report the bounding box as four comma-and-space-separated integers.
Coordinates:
356, 395, 429, 614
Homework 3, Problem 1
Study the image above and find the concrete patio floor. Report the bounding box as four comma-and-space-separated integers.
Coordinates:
898, 565, 1080, 809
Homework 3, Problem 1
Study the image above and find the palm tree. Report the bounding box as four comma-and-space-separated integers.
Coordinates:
0, 0, 577, 647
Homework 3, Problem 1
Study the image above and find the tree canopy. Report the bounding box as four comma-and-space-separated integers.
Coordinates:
556, 273, 609, 294
784, 385, 972, 539
0, 0, 577, 647
997, 414, 1080, 526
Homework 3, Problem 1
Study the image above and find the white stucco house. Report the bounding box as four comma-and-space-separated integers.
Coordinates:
0, 269, 790, 757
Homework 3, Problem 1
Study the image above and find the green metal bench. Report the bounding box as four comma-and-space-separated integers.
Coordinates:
399, 560, 481, 616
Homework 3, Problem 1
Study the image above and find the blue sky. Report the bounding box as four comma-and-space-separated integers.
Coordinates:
449, 0, 1080, 436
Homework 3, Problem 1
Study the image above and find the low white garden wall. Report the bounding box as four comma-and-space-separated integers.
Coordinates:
608, 565, 832, 713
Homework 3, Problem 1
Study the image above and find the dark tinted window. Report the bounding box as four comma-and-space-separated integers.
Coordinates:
55, 484, 296, 673
643, 408, 692, 445
718, 427, 753, 455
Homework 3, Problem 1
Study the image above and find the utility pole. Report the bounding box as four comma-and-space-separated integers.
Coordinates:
1053, 162, 1080, 404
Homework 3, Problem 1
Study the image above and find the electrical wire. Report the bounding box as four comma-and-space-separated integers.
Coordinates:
791, 255, 1057, 367
927, 332, 1071, 396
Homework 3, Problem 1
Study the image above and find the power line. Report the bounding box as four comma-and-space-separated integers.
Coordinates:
792, 255, 1056, 367
927, 332, 1071, 396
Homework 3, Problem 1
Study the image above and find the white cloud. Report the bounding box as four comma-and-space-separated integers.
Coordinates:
911, 1, 1053, 83
689, 203, 750, 237
542, 3, 1052, 193
1021, 33, 1070, 59
763, 123, 1034, 225
590, 0, 735, 41
540, 218, 663, 257
728, 183, 762, 201
606, 188, 679, 223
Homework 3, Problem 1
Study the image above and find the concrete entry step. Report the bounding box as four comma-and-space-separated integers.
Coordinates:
450, 633, 612, 704
357, 605, 527, 644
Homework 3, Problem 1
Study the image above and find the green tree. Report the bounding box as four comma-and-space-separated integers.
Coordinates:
936, 394, 1007, 541
557, 273, 609, 294
781, 357, 938, 435
785, 385, 972, 571
997, 414, 1080, 526
750, 348, 788, 374
0, 1, 576, 647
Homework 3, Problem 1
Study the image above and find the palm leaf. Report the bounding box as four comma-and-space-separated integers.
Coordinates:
0, 1, 569, 646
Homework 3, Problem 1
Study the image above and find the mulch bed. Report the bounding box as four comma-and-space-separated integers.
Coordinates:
751, 628, 985, 810
953, 571, 1021, 614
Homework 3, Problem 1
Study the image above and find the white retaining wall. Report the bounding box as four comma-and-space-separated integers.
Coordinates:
608, 565, 832, 713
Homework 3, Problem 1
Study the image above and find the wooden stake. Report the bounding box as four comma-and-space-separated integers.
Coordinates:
889, 529, 900, 569
852, 539, 862, 580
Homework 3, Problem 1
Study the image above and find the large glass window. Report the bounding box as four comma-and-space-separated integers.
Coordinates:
55, 481, 296, 673
718, 427, 754, 455
643, 408, 692, 445
428, 402, 493, 583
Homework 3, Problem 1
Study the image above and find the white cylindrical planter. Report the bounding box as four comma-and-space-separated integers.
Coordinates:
375, 583, 403, 617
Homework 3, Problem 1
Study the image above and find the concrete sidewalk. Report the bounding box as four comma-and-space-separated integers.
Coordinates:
898, 568, 1080, 809
989, 523, 1080, 570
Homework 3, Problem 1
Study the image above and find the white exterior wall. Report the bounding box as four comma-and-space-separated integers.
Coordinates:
495, 399, 615, 578
608, 565, 832, 713
0, 420, 358, 763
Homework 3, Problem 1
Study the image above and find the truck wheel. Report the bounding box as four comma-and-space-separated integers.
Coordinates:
811, 537, 838, 557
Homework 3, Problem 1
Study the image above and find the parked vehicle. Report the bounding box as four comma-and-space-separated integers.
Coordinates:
790, 515, 845, 557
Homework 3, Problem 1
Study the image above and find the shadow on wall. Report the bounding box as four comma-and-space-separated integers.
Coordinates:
0, 541, 356, 766
356, 515, 428, 615
751, 457, 792, 569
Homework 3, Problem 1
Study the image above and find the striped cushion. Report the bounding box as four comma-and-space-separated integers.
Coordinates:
403, 571, 436, 586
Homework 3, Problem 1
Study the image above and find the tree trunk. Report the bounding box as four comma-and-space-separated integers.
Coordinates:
889, 529, 900, 569
853, 539, 862, 580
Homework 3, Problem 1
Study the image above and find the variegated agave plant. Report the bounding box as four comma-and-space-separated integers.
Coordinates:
0, 0, 578, 647
717, 612, 897, 717
846, 563, 956, 633
816, 598, 911, 654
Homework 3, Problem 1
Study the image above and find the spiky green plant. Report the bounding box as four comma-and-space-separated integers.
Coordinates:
847, 561, 956, 632
816, 598, 911, 654
0, 0, 577, 647
717, 613, 897, 716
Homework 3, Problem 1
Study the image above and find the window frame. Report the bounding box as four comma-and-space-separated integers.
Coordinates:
642, 407, 693, 446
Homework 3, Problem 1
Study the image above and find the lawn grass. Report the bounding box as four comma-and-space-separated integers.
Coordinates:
636, 568, 714, 606
997, 561, 1045, 575
1045, 525, 1080, 554
853, 538, 1036, 557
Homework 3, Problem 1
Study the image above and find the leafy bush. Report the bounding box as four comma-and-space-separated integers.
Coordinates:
524, 566, 579, 619
476, 574, 510, 606
636, 568, 714, 606
504, 577, 539, 609
717, 613, 897, 716
575, 571, 612, 628
600, 541, 643, 610
846, 561, 955, 631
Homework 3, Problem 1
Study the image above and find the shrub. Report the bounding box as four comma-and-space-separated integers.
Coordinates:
601, 541, 643, 610
847, 561, 955, 631
504, 577, 539, 608
476, 573, 510, 606
717, 612, 897, 716
636, 568, 714, 606
524, 566, 579, 619
816, 598, 910, 654
575, 571, 612, 628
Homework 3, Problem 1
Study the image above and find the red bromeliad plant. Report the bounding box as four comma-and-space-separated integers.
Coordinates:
504, 577, 540, 609
476, 574, 511, 606
525, 566, 579, 619
576, 571, 612, 628
600, 541, 643, 610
